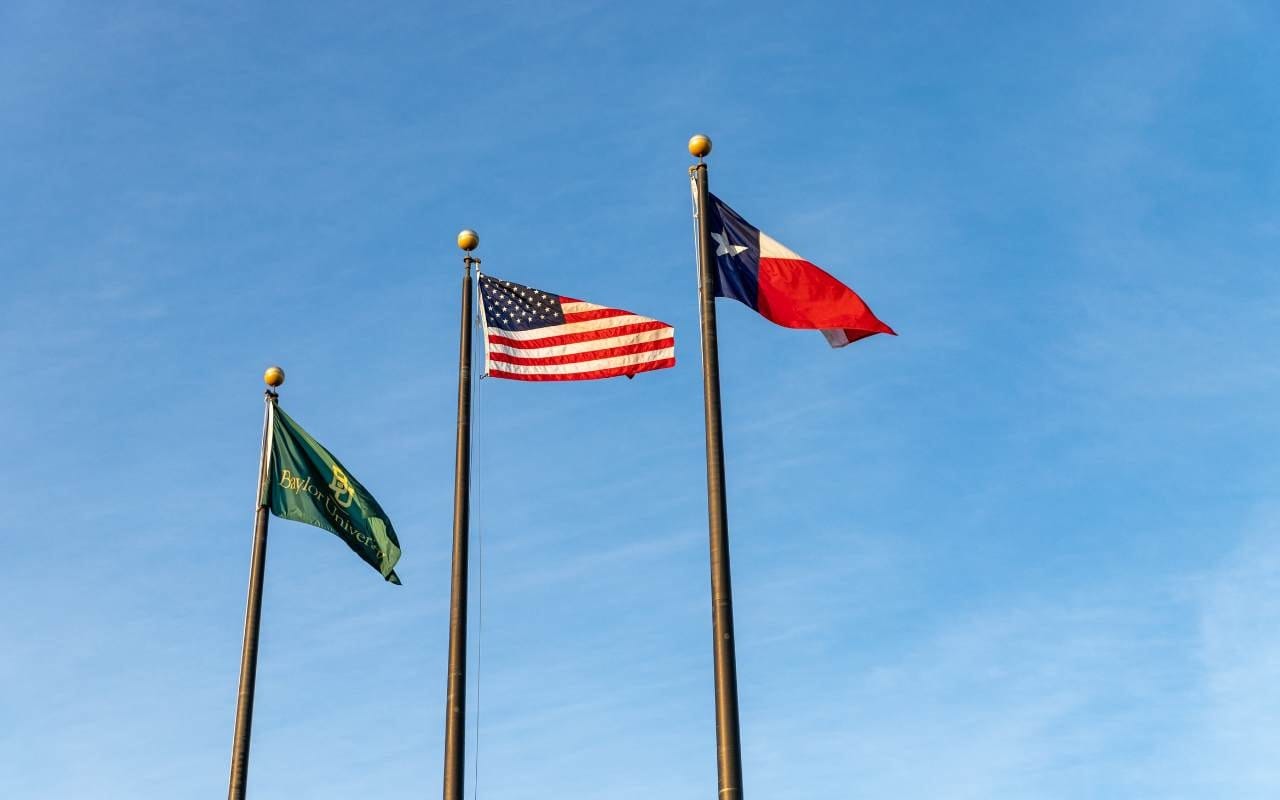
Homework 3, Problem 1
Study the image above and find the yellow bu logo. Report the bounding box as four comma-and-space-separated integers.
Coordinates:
329, 464, 356, 509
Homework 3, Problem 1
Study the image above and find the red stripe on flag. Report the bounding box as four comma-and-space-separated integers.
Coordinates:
562, 308, 633, 323
487, 337, 674, 367
756, 257, 896, 336
487, 320, 671, 350
486, 357, 676, 382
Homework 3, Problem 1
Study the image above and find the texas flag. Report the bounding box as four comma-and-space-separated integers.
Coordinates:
705, 193, 896, 347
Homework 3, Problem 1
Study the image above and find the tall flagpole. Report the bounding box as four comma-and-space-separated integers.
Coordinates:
443, 229, 479, 800
227, 365, 284, 800
689, 134, 745, 799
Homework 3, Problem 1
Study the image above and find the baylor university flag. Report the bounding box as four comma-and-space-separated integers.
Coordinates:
263, 405, 402, 584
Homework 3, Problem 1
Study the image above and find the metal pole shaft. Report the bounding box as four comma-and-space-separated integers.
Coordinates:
693, 162, 745, 799
442, 258, 474, 800
227, 392, 277, 800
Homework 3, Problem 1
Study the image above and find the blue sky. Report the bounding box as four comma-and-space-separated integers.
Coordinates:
2, 1, 1278, 797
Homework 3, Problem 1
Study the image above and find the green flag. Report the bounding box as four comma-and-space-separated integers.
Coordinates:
263, 404, 402, 584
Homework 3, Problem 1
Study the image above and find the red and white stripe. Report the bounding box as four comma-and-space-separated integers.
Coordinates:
483, 297, 676, 381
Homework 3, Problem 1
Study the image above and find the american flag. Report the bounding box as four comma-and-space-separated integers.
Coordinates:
478, 273, 675, 381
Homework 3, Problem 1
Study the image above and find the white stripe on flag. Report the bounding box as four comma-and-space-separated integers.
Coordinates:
821, 328, 850, 348
560, 301, 605, 314
758, 230, 806, 261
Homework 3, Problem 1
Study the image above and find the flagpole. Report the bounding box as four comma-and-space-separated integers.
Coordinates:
689, 134, 745, 800
227, 366, 284, 800
443, 230, 479, 800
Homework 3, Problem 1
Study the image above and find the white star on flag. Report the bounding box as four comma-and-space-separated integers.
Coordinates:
711, 231, 748, 257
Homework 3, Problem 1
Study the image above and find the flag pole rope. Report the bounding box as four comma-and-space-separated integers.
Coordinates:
470, 277, 486, 800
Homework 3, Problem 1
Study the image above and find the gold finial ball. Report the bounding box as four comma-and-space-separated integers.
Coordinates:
457, 229, 480, 252
263, 365, 285, 388
688, 134, 712, 158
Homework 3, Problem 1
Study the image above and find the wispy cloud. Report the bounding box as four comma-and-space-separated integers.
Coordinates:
1189, 506, 1280, 796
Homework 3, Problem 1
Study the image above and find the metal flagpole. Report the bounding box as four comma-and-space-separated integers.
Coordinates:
443, 230, 479, 800
226, 365, 284, 800
689, 134, 745, 800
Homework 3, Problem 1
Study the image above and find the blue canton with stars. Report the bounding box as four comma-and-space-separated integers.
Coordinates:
479, 274, 567, 331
